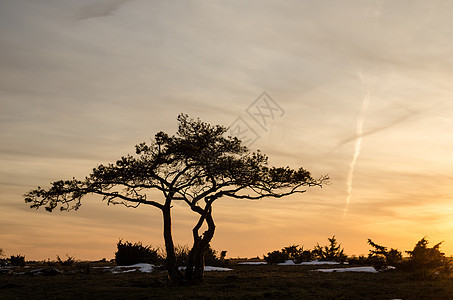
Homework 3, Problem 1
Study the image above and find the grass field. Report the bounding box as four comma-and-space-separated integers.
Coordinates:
1, 263, 453, 299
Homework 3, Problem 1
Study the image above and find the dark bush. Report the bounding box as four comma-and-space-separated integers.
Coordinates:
347, 255, 368, 265
9, 255, 25, 267
158, 244, 227, 268
367, 255, 387, 270
283, 245, 313, 263
115, 239, 160, 266
367, 239, 402, 270
386, 248, 403, 266
0, 248, 6, 267
313, 236, 347, 262
264, 245, 314, 264
75, 262, 91, 274
174, 245, 190, 267
264, 250, 289, 264
204, 244, 228, 266
405, 237, 451, 279
56, 255, 75, 266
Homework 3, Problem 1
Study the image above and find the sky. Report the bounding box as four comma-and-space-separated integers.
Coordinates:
2, 0, 453, 261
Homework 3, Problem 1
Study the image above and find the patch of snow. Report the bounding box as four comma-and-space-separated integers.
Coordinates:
277, 260, 296, 265
299, 260, 341, 265
315, 266, 378, 273
112, 268, 136, 274
113, 263, 154, 273
204, 266, 233, 272
237, 262, 267, 265
276, 260, 345, 266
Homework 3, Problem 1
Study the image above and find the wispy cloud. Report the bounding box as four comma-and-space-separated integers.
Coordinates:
338, 109, 421, 146
337, 100, 447, 147
76, 0, 133, 20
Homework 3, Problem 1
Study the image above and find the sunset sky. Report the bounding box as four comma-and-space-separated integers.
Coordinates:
2, 0, 453, 261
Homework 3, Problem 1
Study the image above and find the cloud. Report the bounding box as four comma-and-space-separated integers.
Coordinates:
336, 98, 450, 148
338, 110, 421, 146
76, 0, 133, 20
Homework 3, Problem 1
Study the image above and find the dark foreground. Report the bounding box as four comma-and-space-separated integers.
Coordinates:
1, 263, 453, 299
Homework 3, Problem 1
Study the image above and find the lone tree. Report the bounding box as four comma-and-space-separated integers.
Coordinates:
24, 114, 328, 283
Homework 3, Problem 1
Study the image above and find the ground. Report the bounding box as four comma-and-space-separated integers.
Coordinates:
1, 262, 453, 299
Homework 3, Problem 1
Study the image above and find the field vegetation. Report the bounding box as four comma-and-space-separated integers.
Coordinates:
2, 262, 453, 299
1, 237, 453, 299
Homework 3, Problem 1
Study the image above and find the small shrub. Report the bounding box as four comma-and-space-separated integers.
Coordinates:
406, 237, 451, 279
174, 244, 190, 267
313, 236, 347, 262
367, 239, 402, 270
264, 245, 313, 264
56, 255, 75, 266
264, 250, 289, 264
75, 262, 91, 274
9, 255, 25, 267
0, 248, 6, 267
283, 245, 313, 263
348, 255, 368, 265
204, 244, 228, 266
115, 239, 160, 266
44, 258, 55, 266
386, 248, 403, 266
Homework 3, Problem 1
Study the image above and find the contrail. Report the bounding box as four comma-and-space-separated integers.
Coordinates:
343, 71, 375, 218
343, 0, 383, 218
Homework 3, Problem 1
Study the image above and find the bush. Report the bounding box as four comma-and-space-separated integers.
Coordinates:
367, 239, 402, 270
264, 250, 289, 264
9, 255, 25, 267
283, 245, 313, 263
0, 248, 7, 267
174, 245, 190, 267
56, 255, 75, 266
405, 237, 451, 279
75, 262, 91, 274
386, 248, 403, 266
313, 236, 347, 262
204, 245, 228, 266
347, 255, 368, 265
264, 245, 314, 264
115, 240, 160, 266
157, 244, 227, 268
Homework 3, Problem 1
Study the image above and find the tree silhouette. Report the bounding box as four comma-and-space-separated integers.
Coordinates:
24, 114, 328, 283
313, 236, 346, 262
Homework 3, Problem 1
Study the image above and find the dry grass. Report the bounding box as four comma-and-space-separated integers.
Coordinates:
1, 263, 453, 299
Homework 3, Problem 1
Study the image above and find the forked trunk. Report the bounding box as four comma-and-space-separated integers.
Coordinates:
185, 208, 216, 282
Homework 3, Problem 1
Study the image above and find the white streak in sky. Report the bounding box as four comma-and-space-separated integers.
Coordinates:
343, 71, 375, 218
343, 0, 382, 218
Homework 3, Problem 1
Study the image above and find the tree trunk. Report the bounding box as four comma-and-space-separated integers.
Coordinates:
162, 206, 184, 284
185, 207, 216, 282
